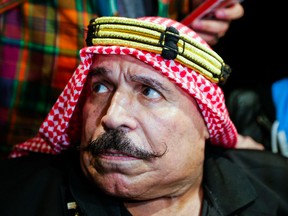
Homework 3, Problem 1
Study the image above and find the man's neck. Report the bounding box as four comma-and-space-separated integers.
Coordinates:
124, 185, 203, 216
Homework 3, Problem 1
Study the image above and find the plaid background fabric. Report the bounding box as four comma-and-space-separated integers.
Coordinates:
0, 0, 171, 158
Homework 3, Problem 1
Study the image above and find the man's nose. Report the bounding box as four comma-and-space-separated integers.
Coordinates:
101, 92, 137, 131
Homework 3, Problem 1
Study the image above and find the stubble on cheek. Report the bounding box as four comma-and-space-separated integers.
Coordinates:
81, 99, 105, 147
80, 150, 100, 182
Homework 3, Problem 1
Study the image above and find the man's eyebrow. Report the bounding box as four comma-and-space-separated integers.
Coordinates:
89, 67, 111, 77
129, 74, 170, 92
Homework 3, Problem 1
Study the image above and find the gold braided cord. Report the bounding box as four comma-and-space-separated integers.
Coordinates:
91, 38, 162, 54
95, 24, 161, 41
91, 17, 223, 62
176, 39, 222, 72
93, 16, 167, 33
87, 17, 229, 83
95, 28, 161, 49
177, 55, 216, 80
94, 25, 222, 75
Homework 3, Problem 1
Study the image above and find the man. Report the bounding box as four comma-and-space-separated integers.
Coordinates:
0, 0, 244, 158
1, 17, 287, 216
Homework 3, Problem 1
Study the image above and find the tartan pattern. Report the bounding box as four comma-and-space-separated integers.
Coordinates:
0, 0, 170, 157
0, 0, 98, 156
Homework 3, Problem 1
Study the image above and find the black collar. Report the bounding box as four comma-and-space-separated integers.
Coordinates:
203, 146, 279, 215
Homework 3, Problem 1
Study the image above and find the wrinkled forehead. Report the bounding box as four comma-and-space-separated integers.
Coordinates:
90, 54, 168, 79
91, 53, 154, 68
88, 54, 158, 82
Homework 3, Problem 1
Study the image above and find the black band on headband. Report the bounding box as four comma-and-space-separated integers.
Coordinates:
219, 63, 232, 85
160, 26, 179, 60
86, 19, 96, 46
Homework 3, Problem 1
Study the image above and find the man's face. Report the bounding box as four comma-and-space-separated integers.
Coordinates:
80, 54, 209, 200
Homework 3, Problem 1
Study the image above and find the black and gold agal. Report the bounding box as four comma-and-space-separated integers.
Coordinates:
86, 16, 231, 84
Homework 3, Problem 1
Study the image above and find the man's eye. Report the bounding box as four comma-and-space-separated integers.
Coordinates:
142, 87, 161, 99
92, 83, 109, 93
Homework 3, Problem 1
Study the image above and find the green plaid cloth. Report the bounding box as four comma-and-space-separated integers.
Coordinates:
0, 0, 174, 157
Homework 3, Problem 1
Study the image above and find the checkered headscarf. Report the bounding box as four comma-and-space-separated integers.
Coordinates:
9, 16, 237, 158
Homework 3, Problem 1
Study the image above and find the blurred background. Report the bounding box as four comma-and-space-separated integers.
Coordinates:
215, 0, 288, 105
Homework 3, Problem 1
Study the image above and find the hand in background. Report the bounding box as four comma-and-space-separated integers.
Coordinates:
190, 2, 244, 46
236, 134, 265, 150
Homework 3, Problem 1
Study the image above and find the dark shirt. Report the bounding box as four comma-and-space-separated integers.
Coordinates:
0, 147, 288, 216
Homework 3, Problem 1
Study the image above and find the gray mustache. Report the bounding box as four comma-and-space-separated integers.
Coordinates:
84, 129, 165, 159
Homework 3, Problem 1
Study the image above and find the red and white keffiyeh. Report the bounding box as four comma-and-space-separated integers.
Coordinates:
9, 17, 237, 158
